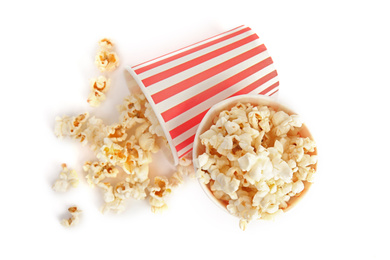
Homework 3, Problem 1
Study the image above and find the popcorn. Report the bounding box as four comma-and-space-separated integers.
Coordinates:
291, 180, 305, 194
105, 123, 127, 142
54, 113, 89, 141
196, 169, 211, 184
139, 132, 159, 153
97, 182, 115, 202
97, 138, 126, 165
83, 161, 118, 186
98, 38, 114, 50
54, 37, 198, 223
224, 120, 240, 135
61, 206, 81, 227
148, 176, 172, 213
145, 102, 165, 139
237, 153, 257, 172
87, 76, 111, 107
95, 49, 119, 72
211, 173, 240, 200
114, 181, 133, 200
125, 178, 149, 200
52, 163, 79, 192
196, 102, 317, 230
101, 198, 125, 214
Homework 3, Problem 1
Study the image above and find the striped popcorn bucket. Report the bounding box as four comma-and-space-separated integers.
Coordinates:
126, 25, 279, 165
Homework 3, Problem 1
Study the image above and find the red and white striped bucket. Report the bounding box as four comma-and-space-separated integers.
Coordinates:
126, 25, 279, 165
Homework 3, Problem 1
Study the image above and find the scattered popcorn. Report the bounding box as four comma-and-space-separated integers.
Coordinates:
56, 92, 195, 216
54, 38, 196, 223
52, 163, 79, 192
196, 102, 317, 230
61, 206, 81, 227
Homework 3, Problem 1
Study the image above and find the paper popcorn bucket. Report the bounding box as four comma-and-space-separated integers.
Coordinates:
126, 25, 279, 165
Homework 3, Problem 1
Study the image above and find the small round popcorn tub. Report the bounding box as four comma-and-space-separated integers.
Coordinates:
126, 25, 279, 165
192, 94, 318, 219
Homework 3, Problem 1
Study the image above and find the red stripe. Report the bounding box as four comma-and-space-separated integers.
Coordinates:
231, 70, 278, 97
152, 45, 266, 105
268, 88, 279, 96
259, 81, 279, 95
170, 110, 209, 139
161, 56, 272, 122
178, 148, 193, 158
175, 134, 196, 151
141, 33, 259, 87
134, 26, 250, 74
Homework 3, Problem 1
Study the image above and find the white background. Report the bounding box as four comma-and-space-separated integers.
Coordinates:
1, 0, 389, 259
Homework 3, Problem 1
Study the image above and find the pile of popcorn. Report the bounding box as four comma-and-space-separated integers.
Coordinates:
52, 38, 194, 227
195, 102, 317, 230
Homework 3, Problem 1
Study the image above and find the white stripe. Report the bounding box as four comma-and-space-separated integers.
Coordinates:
164, 62, 277, 131
137, 30, 256, 80
144, 39, 261, 95
177, 143, 194, 157
172, 124, 199, 147
156, 49, 271, 113
248, 76, 279, 95
132, 26, 247, 71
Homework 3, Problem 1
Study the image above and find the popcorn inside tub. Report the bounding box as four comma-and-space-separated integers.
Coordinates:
195, 102, 317, 230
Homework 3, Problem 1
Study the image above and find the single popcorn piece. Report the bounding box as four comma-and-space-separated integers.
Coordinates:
144, 102, 165, 139
95, 49, 119, 72
82, 116, 106, 153
211, 173, 240, 200
148, 176, 172, 213
87, 76, 111, 107
105, 123, 127, 142
139, 132, 159, 153
196, 102, 317, 230
83, 161, 118, 186
61, 206, 81, 227
54, 113, 89, 140
97, 182, 115, 203
97, 138, 126, 165
52, 163, 79, 192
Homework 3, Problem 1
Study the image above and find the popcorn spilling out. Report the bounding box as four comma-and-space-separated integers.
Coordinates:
55, 91, 194, 215
52, 163, 79, 192
61, 206, 82, 227
195, 102, 317, 230
53, 37, 196, 225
